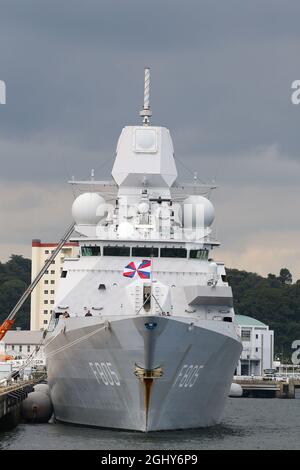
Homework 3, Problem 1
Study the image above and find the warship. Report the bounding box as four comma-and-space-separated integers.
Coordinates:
44, 68, 242, 431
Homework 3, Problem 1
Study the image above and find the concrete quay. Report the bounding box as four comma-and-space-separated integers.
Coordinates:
234, 377, 300, 398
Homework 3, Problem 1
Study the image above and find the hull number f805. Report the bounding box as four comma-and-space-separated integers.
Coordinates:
174, 364, 204, 388
89, 361, 120, 386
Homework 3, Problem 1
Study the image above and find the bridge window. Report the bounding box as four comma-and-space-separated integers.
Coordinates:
132, 247, 158, 257
103, 246, 130, 256
143, 285, 151, 312
190, 249, 209, 260
81, 246, 101, 256
160, 248, 187, 258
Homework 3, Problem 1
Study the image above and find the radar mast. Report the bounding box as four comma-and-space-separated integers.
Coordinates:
139, 67, 152, 125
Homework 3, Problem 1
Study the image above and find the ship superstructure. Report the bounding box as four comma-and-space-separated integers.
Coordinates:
44, 69, 242, 431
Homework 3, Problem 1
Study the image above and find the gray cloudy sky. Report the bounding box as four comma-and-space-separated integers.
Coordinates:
0, 0, 300, 278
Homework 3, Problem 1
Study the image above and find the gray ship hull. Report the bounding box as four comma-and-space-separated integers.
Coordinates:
45, 315, 242, 431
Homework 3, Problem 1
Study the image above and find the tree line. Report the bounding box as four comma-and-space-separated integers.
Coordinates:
227, 267, 300, 361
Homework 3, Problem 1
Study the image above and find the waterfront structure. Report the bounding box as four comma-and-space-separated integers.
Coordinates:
44, 69, 242, 431
0, 329, 45, 362
30, 240, 79, 330
235, 315, 274, 376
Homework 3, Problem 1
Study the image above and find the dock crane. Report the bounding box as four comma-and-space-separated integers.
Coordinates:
0, 223, 75, 341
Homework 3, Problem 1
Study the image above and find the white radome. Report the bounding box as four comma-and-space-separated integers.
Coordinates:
72, 192, 106, 225
208, 261, 218, 275
117, 221, 136, 238
183, 195, 215, 228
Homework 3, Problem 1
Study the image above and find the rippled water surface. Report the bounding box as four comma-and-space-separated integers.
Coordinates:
0, 398, 300, 450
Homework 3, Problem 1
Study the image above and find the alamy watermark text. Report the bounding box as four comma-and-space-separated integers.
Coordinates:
0, 80, 6, 104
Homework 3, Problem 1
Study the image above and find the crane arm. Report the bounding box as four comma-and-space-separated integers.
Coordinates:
0, 223, 75, 340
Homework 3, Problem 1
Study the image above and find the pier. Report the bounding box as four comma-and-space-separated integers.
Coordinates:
0, 381, 35, 429
234, 377, 300, 398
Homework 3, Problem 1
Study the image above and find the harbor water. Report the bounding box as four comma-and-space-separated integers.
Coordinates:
0, 397, 300, 450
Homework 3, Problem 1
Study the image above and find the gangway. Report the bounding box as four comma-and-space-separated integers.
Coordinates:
0, 223, 75, 340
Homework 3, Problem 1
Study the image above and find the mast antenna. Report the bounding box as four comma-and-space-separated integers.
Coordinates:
139, 67, 152, 125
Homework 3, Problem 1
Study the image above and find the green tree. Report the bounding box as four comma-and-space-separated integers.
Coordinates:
0, 255, 31, 330
278, 268, 292, 285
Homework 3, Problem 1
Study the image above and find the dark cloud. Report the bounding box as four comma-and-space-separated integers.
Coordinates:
0, 1, 299, 276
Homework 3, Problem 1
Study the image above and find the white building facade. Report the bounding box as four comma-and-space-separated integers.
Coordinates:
30, 239, 79, 330
0, 329, 45, 363
235, 315, 274, 376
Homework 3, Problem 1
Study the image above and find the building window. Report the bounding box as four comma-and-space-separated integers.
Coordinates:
255, 347, 258, 352
11, 345, 14, 351
45, 270, 49, 274
51, 280, 55, 284
44, 300, 48, 304
43, 320, 48, 325
51, 261, 55, 264
61, 270, 67, 278
45, 250, 49, 254
19, 345, 22, 352
27, 345, 30, 352
256, 334, 258, 339
44, 290, 48, 294
241, 329, 251, 341
50, 300, 54, 304
50, 290, 55, 294
44, 280, 48, 284
50, 270, 55, 274
43, 310, 48, 314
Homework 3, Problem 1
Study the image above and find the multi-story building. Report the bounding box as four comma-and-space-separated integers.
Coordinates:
30, 239, 79, 330
235, 315, 274, 376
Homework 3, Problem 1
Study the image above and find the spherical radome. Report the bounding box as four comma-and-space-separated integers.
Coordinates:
72, 193, 106, 225
183, 195, 215, 228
